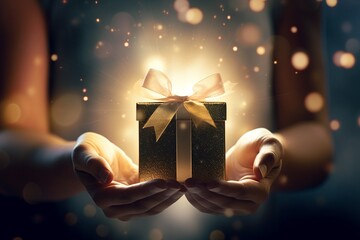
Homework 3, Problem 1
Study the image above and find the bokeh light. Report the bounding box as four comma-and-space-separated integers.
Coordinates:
330, 119, 340, 131
290, 26, 298, 33
64, 212, 78, 226
339, 52, 356, 68
235, 23, 261, 46
83, 204, 97, 217
149, 228, 163, 240
3, 102, 21, 124
326, 0, 338, 7
185, 8, 203, 25
51, 94, 82, 127
249, 0, 266, 12
291, 51, 309, 70
174, 0, 189, 13
96, 224, 109, 238
256, 46, 266, 55
224, 208, 234, 217
333, 51, 356, 68
22, 182, 42, 203
304, 92, 324, 113
209, 230, 225, 240
51, 53, 58, 61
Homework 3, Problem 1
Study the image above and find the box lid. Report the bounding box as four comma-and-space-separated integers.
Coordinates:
136, 102, 226, 121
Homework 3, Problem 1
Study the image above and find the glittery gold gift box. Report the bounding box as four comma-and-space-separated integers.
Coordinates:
136, 102, 226, 182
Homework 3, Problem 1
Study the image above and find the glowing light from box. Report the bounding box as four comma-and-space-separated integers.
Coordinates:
145, 56, 166, 72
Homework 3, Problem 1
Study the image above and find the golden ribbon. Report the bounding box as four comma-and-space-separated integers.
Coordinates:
142, 69, 225, 141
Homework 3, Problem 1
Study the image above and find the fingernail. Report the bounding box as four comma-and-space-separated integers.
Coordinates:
259, 164, 267, 178
99, 170, 110, 184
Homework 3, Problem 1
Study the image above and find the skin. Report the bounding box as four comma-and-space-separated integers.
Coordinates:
184, 0, 333, 214
0, 0, 332, 219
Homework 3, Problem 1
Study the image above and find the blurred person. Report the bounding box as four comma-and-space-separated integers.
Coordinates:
0, 0, 332, 239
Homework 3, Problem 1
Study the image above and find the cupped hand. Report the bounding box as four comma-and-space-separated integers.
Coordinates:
185, 128, 283, 215
72, 132, 184, 220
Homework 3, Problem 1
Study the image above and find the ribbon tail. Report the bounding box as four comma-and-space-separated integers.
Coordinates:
183, 101, 216, 128
143, 102, 180, 141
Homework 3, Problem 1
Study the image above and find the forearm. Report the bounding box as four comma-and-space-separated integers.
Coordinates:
273, 121, 333, 191
0, 129, 84, 201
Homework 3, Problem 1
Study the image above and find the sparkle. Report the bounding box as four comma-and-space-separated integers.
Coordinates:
227, 15, 231, 20
82, 88, 87, 93
199, 45, 204, 50
121, 114, 126, 118
219, 58, 223, 62
254, 66, 260, 72
124, 42, 129, 47
158, 35, 163, 39
274, 60, 278, 64
83, 96, 89, 102
96, 18, 100, 23
232, 46, 238, 52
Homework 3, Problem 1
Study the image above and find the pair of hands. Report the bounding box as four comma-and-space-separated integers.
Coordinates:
72, 129, 283, 221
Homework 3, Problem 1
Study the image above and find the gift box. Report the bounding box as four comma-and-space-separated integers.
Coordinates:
137, 101, 226, 182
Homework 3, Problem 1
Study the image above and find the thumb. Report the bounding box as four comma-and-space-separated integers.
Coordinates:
253, 138, 283, 180
72, 144, 114, 184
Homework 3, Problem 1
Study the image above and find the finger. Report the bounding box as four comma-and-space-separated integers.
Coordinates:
119, 190, 185, 220
253, 138, 283, 179
72, 144, 113, 184
207, 179, 269, 203
103, 187, 181, 219
189, 182, 259, 212
185, 192, 221, 214
93, 179, 168, 207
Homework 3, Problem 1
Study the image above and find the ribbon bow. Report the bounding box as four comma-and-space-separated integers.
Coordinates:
142, 69, 225, 141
